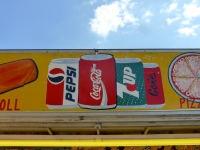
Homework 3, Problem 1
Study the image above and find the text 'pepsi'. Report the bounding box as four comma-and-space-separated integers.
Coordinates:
65, 66, 77, 102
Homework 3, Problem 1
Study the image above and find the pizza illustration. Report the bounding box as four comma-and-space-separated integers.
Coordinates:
169, 53, 200, 102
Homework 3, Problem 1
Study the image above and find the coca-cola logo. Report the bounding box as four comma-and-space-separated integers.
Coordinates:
90, 64, 102, 100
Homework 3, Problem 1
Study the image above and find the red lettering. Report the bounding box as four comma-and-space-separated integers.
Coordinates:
191, 99, 196, 108
198, 103, 200, 108
180, 98, 200, 109
187, 99, 189, 108
0, 99, 20, 111
0, 99, 6, 110
14, 99, 20, 110
7, 99, 12, 111
180, 98, 185, 108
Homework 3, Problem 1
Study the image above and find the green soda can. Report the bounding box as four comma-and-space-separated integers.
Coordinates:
116, 58, 146, 108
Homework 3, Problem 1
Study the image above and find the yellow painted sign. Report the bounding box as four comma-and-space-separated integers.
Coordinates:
0, 50, 200, 111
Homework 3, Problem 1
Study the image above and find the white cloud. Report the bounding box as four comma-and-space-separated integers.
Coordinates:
178, 25, 199, 36
183, 1, 200, 19
166, 16, 180, 24
123, 11, 138, 23
89, 0, 139, 37
160, 2, 178, 13
120, 0, 131, 10
142, 11, 153, 23
168, 2, 178, 12
181, 20, 190, 25
142, 11, 153, 18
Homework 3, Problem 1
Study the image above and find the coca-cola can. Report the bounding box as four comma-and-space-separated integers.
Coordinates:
46, 58, 79, 109
144, 63, 165, 108
116, 58, 146, 108
78, 54, 117, 109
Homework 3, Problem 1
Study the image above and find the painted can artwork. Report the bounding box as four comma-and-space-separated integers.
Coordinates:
116, 58, 146, 108
78, 54, 117, 109
1, 50, 200, 111
144, 63, 165, 108
46, 58, 79, 109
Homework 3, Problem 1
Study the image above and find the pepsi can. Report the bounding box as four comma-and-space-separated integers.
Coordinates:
46, 58, 79, 109
116, 58, 146, 108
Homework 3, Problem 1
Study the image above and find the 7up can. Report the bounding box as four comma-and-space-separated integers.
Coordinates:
116, 58, 146, 108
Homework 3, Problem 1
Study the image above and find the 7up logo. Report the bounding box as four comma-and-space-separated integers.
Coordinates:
117, 67, 139, 98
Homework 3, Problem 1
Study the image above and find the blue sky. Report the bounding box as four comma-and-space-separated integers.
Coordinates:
0, 0, 200, 49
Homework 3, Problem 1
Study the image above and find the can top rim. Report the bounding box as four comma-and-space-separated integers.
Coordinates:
51, 58, 80, 63
81, 54, 112, 60
143, 63, 158, 68
115, 58, 141, 63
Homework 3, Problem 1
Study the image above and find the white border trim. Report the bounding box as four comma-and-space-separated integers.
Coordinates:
115, 58, 141, 63
46, 104, 80, 109
81, 54, 112, 60
79, 104, 116, 109
51, 58, 79, 64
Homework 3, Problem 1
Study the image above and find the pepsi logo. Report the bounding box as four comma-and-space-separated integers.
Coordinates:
48, 68, 65, 84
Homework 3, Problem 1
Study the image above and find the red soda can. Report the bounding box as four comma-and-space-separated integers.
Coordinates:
46, 58, 79, 109
144, 63, 165, 108
78, 54, 117, 109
